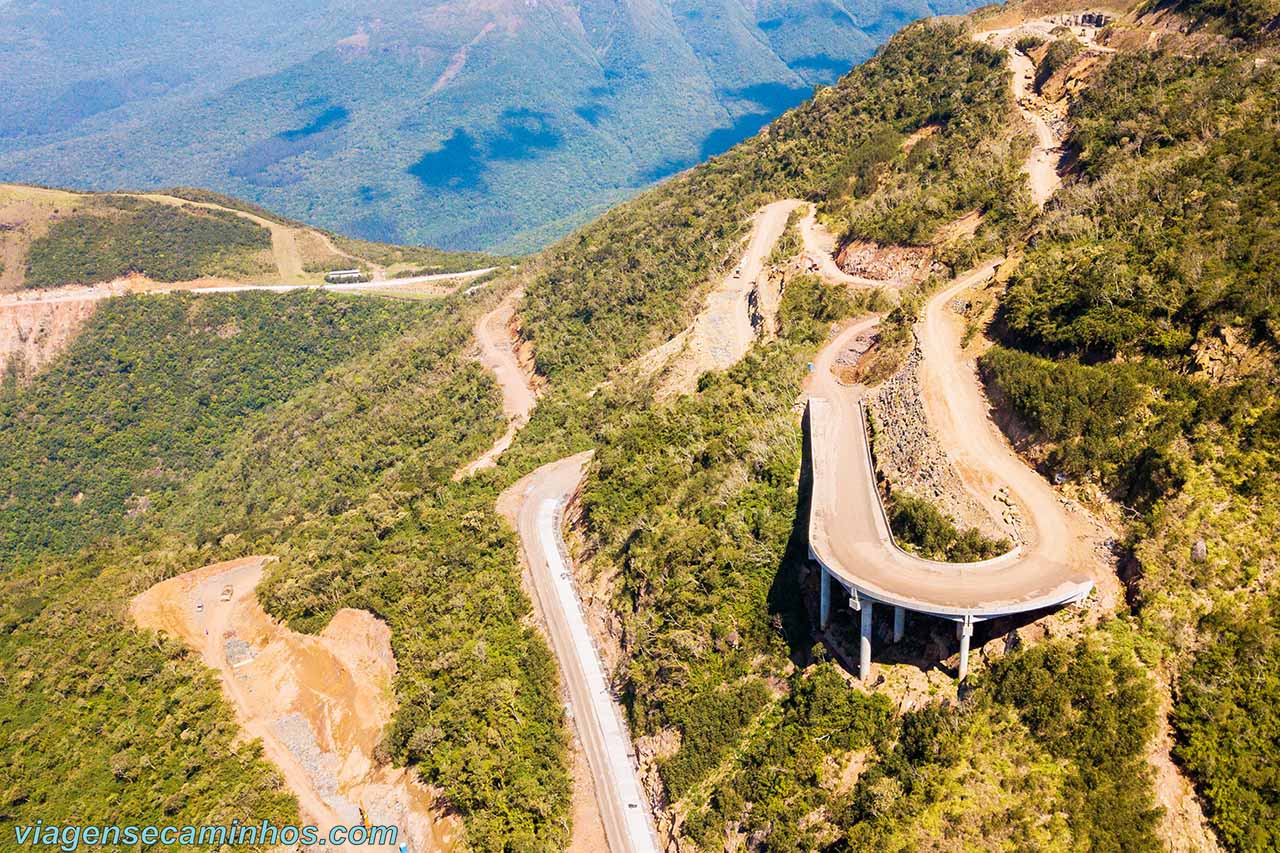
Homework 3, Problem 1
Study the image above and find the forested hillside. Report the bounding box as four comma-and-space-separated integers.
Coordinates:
980, 11, 1280, 848
0, 183, 503, 292
1, 0, 1276, 850
508, 0, 1278, 847
0, 284, 576, 848
0, 0, 984, 252
502, 11, 1166, 849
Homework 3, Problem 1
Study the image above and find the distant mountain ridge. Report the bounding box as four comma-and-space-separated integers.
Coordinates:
0, 0, 981, 252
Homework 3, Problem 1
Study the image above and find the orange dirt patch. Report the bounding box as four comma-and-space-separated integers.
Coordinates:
131, 557, 459, 852
0, 291, 106, 380
901, 122, 941, 153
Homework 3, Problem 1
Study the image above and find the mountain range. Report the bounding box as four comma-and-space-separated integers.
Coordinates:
0, 0, 980, 252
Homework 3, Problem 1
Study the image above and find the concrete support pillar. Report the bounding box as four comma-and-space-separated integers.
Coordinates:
819, 566, 831, 630
893, 606, 905, 644
859, 601, 873, 681
958, 616, 974, 682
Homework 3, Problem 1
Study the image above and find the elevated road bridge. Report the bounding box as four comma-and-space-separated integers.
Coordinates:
806, 265, 1094, 680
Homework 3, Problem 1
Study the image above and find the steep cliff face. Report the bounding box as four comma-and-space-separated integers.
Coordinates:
0, 290, 108, 381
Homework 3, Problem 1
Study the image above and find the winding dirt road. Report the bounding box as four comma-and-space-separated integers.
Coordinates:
974, 27, 1065, 209
454, 287, 537, 479
656, 199, 804, 397
797, 204, 899, 288
1008, 49, 1063, 208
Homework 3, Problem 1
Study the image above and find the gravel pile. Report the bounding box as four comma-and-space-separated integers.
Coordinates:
273, 712, 363, 825
223, 637, 253, 667
868, 340, 1008, 540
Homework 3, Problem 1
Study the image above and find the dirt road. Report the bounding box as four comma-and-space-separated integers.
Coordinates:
0, 267, 496, 382
974, 26, 1065, 209
1007, 49, 1063, 208
3, 266, 495, 303
455, 287, 537, 479
141, 193, 306, 282
797, 204, 896, 288
918, 262, 1100, 572
655, 200, 803, 397
189, 266, 495, 295
131, 557, 456, 852
498, 455, 660, 853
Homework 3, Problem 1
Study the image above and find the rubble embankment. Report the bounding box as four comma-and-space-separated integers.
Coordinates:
867, 341, 1013, 542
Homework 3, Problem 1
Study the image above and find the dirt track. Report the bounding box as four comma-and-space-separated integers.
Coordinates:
918, 263, 1101, 576
131, 557, 456, 852
974, 27, 1065, 209
797, 205, 899, 288
454, 287, 537, 479
656, 200, 803, 397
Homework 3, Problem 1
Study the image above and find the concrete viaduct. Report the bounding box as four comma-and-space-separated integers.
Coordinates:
805, 283, 1095, 682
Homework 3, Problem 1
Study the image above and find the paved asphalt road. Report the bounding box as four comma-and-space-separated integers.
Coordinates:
501, 453, 661, 853
806, 264, 1094, 618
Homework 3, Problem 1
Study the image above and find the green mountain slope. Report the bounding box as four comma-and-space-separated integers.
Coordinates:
1, 0, 1277, 851
981, 22, 1280, 850
0, 183, 504, 292
0, 0, 982, 253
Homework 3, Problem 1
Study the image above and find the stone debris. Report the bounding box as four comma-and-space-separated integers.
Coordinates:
273, 712, 363, 825
868, 339, 1009, 541
836, 240, 942, 283
834, 334, 876, 368
223, 636, 253, 667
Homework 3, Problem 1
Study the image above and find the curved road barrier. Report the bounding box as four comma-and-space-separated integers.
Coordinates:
806, 269, 1093, 681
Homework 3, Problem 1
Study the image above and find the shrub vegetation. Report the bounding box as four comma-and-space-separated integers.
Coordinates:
25, 197, 272, 287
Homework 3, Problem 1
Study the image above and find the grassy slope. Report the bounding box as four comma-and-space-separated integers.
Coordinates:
0, 183, 505, 290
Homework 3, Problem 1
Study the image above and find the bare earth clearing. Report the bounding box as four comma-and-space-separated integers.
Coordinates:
131, 557, 458, 852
